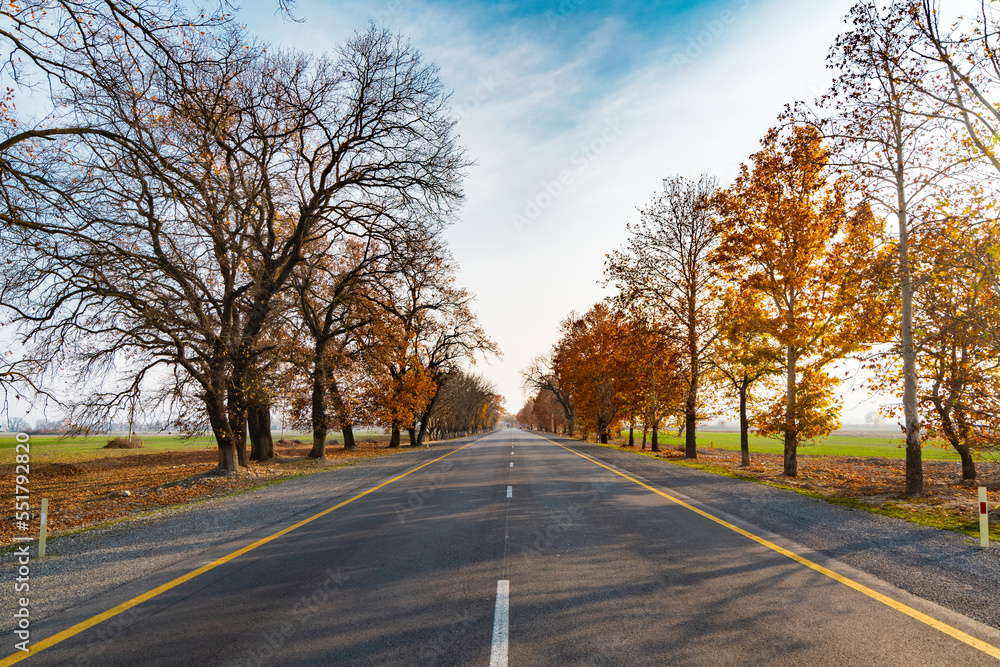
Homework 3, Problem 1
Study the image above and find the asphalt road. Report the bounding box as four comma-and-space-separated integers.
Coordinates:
7, 428, 1000, 666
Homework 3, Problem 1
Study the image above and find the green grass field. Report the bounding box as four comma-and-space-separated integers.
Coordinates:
615, 430, 964, 460
0, 430, 392, 464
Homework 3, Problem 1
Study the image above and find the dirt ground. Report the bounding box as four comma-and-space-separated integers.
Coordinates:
1, 439, 402, 547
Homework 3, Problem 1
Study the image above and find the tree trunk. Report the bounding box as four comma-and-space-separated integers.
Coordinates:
415, 422, 430, 445
600, 431, 608, 444
739, 382, 750, 467
642, 426, 647, 450
389, 424, 401, 448
783, 345, 798, 477
309, 430, 327, 459
329, 376, 358, 452
628, 419, 634, 447
248, 402, 274, 462
407, 426, 417, 447
232, 414, 248, 468
955, 443, 977, 481
942, 412, 977, 482
206, 391, 239, 474
216, 432, 238, 473
227, 362, 251, 468
416, 387, 442, 447
309, 346, 328, 459
651, 422, 659, 452
341, 424, 357, 451
898, 197, 923, 494
685, 322, 698, 459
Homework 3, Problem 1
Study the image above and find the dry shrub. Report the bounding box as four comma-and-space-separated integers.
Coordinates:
104, 436, 144, 449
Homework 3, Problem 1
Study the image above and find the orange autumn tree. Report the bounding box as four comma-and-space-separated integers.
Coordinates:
361, 236, 496, 447
552, 303, 628, 443
869, 218, 1000, 480
709, 288, 783, 466
359, 309, 436, 447
614, 312, 686, 451
712, 125, 894, 477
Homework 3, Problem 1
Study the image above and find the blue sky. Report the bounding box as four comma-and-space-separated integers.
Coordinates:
236, 0, 883, 422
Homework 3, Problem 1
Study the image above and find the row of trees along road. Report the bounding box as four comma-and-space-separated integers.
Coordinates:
523, 1, 1000, 494
0, 1, 501, 472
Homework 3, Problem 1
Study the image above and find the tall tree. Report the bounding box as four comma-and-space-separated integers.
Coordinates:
293, 236, 394, 459
412, 303, 499, 446
869, 220, 1000, 480
614, 313, 686, 453
807, 0, 966, 494
607, 175, 720, 459
361, 239, 496, 447
712, 125, 893, 477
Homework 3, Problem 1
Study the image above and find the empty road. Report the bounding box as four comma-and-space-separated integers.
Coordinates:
5, 428, 1000, 666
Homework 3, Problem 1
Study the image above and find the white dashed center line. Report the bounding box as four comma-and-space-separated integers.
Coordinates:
490, 579, 510, 667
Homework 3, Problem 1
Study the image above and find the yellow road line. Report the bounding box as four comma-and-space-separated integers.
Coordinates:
534, 433, 1000, 660
1, 437, 486, 666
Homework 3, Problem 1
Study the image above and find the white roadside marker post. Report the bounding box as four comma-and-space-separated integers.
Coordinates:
979, 487, 989, 549
39, 497, 49, 558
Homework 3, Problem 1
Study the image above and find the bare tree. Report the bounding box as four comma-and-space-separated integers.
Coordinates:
521, 354, 575, 436
606, 175, 720, 459
801, 0, 967, 494
0, 26, 468, 473
426, 371, 502, 438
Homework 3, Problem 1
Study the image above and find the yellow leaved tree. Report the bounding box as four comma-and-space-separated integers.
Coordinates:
711, 125, 894, 477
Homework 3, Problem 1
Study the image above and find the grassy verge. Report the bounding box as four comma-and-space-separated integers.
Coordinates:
589, 440, 1000, 542
610, 429, 962, 460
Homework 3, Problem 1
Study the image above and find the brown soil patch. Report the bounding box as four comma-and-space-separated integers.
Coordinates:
1, 439, 404, 547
